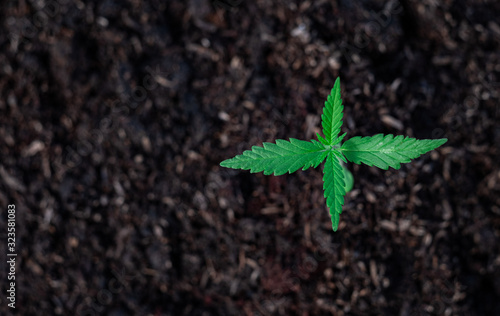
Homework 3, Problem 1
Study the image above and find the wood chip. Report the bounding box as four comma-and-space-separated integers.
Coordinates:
379, 220, 397, 231
381, 115, 404, 131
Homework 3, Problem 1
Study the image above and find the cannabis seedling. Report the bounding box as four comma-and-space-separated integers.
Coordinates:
220, 78, 447, 231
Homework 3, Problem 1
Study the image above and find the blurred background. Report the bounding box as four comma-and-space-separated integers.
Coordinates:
0, 0, 499, 315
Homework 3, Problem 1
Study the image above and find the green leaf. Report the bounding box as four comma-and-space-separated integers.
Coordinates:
323, 153, 346, 231
316, 133, 328, 146
332, 132, 347, 147
341, 134, 448, 170
342, 165, 354, 193
220, 138, 327, 176
321, 77, 344, 145
332, 147, 347, 164
311, 150, 330, 169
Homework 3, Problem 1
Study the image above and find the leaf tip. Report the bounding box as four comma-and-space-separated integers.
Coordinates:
438, 138, 448, 145
220, 159, 229, 167
331, 219, 339, 232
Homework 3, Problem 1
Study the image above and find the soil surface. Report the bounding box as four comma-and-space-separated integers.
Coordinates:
1, 1, 499, 315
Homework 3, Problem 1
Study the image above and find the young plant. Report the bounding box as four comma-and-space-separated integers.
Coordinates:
220, 78, 447, 231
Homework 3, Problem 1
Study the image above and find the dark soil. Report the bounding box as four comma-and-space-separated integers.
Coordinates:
1, 0, 499, 315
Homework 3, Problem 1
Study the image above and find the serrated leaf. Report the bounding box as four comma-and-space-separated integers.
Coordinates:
316, 133, 328, 145
332, 148, 347, 164
308, 150, 329, 170
311, 139, 324, 147
331, 132, 347, 146
220, 138, 327, 176
340, 134, 448, 170
323, 153, 346, 231
321, 77, 344, 145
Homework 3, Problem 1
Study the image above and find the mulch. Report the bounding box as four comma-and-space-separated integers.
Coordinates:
0, 0, 499, 315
